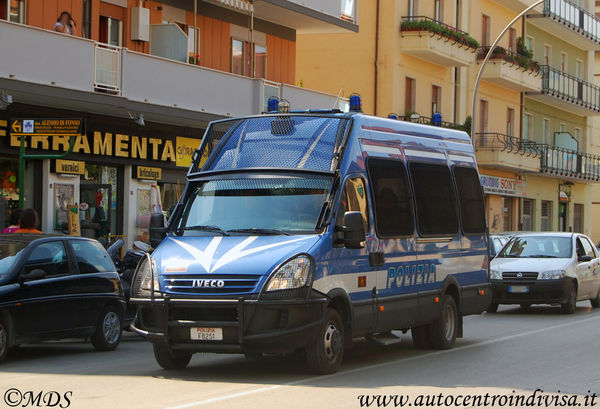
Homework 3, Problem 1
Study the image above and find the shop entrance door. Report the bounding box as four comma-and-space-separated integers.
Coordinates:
559, 202, 568, 232
80, 183, 112, 240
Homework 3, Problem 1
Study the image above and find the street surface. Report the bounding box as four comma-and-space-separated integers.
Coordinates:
1, 303, 599, 409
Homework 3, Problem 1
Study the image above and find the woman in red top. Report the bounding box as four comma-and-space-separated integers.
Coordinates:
15, 208, 42, 234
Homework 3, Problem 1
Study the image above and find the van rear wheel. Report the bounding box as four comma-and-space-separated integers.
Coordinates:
428, 296, 458, 350
305, 308, 344, 374
153, 343, 192, 370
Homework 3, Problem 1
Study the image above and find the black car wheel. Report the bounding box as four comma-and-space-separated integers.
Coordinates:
0, 318, 8, 364
305, 308, 344, 374
562, 283, 577, 315
91, 306, 122, 351
590, 289, 600, 308
153, 343, 192, 370
429, 295, 458, 350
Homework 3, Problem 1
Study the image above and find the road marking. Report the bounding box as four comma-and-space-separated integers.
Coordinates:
164, 313, 600, 409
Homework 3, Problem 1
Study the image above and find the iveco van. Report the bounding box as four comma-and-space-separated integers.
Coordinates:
131, 101, 491, 374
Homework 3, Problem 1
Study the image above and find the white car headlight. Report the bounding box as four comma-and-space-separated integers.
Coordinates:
540, 270, 566, 280
489, 268, 502, 280
265, 255, 313, 292
132, 255, 160, 298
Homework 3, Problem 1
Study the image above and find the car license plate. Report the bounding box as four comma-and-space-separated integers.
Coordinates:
190, 327, 223, 341
508, 285, 529, 294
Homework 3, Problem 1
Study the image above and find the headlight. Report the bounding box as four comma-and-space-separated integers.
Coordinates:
132, 255, 160, 298
489, 268, 501, 280
540, 270, 566, 280
265, 255, 313, 292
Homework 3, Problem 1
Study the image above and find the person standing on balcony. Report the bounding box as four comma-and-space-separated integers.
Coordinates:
53, 12, 77, 35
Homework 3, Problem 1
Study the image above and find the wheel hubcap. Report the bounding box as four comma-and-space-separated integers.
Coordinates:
443, 304, 455, 342
103, 312, 120, 344
324, 322, 342, 362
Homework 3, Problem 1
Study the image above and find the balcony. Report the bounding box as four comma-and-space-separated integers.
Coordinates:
540, 144, 600, 181
399, 16, 478, 67
398, 115, 468, 132
0, 20, 344, 127
526, 65, 600, 115
476, 47, 542, 92
475, 133, 542, 173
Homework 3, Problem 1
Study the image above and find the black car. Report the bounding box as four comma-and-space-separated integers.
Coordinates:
0, 234, 126, 363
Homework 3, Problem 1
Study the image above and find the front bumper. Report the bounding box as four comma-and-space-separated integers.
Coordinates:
490, 277, 573, 305
130, 292, 328, 354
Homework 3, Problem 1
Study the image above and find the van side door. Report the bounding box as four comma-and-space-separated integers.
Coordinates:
366, 158, 418, 331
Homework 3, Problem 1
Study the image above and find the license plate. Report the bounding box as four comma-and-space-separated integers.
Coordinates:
508, 285, 529, 294
190, 327, 223, 341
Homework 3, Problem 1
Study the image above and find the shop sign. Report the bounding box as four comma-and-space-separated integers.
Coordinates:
135, 166, 162, 180
10, 118, 83, 136
55, 159, 85, 175
176, 136, 202, 168
480, 175, 526, 197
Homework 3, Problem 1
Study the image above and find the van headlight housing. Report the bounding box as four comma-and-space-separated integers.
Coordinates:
262, 255, 314, 299
540, 270, 566, 280
132, 255, 160, 298
489, 268, 501, 280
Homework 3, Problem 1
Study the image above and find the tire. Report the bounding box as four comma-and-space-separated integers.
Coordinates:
411, 325, 432, 349
305, 308, 344, 374
590, 290, 600, 308
0, 318, 8, 364
153, 343, 192, 370
486, 303, 499, 314
428, 296, 458, 350
91, 306, 122, 351
561, 283, 577, 315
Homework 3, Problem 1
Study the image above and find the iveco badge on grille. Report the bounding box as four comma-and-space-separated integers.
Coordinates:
192, 279, 225, 288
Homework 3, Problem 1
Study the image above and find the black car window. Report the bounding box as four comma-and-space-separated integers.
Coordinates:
70, 240, 115, 274
23, 241, 69, 278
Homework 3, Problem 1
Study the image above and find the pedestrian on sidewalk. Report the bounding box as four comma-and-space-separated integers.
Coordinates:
15, 208, 42, 234
2, 208, 22, 233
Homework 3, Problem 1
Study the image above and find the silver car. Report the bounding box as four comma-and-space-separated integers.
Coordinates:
489, 233, 600, 314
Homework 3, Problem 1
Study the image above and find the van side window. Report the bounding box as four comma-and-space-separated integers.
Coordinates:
453, 167, 486, 234
336, 178, 369, 230
367, 159, 414, 237
409, 162, 459, 236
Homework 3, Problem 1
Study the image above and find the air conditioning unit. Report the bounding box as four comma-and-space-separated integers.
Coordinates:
131, 7, 150, 42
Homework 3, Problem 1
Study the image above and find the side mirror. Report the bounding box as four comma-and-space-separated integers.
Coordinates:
342, 211, 366, 249
578, 255, 592, 262
149, 213, 167, 249
19, 269, 46, 283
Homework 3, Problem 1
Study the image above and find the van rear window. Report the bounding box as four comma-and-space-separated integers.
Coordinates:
453, 167, 486, 234
410, 162, 459, 236
367, 159, 414, 237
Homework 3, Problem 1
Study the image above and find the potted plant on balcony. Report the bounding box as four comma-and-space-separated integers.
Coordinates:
400, 18, 480, 49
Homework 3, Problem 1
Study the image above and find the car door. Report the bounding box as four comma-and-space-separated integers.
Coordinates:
67, 239, 120, 330
580, 237, 599, 298
15, 240, 81, 338
575, 237, 592, 299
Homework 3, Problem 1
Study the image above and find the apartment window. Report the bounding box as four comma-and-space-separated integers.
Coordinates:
479, 99, 489, 134
431, 85, 441, 116
509, 28, 517, 52
231, 39, 266, 78
560, 123, 566, 136
525, 36, 534, 52
575, 59, 582, 79
188, 27, 199, 60
574, 203, 583, 233
523, 113, 532, 140
434, 0, 443, 22
561, 52, 567, 72
2, 0, 25, 23
254, 44, 267, 79
408, 0, 418, 16
544, 44, 552, 65
503, 198, 513, 232
482, 15, 491, 47
575, 128, 581, 144
507, 108, 515, 136
99, 16, 122, 46
405, 77, 416, 114
82, 0, 92, 39
522, 199, 534, 231
541, 200, 553, 231
543, 118, 550, 144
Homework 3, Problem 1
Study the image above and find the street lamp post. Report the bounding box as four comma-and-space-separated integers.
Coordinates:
471, 0, 545, 146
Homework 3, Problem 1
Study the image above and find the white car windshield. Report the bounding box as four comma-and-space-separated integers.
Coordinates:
498, 236, 572, 259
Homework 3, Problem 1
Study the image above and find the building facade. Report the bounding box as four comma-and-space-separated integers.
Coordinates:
0, 0, 358, 248
296, 0, 600, 241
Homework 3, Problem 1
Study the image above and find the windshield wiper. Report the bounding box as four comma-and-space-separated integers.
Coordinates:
184, 225, 230, 236
227, 228, 291, 236
526, 254, 558, 258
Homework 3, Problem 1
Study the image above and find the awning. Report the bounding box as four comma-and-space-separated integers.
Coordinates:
213, 0, 254, 13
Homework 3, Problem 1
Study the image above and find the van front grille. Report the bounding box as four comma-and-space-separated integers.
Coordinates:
163, 274, 261, 295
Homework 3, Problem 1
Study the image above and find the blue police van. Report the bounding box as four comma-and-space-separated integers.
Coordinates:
131, 97, 491, 374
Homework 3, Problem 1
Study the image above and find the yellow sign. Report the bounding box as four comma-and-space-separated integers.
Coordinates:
176, 136, 202, 168
67, 204, 80, 236
10, 118, 83, 135
136, 166, 162, 180
56, 159, 85, 175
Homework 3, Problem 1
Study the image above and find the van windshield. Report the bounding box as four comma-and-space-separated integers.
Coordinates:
176, 176, 332, 235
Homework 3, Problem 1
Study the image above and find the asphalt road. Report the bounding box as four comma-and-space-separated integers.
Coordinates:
1, 302, 599, 409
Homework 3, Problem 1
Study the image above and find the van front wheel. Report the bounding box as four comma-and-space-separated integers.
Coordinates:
153, 343, 192, 370
428, 296, 458, 350
305, 309, 344, 374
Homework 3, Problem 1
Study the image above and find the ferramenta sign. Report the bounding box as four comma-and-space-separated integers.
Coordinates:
480, 175, 527, 197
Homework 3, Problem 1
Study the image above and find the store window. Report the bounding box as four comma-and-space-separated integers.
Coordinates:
522, 198, 534, 231
541, 200, 552, 231
0, 158, 20, 230
503, 197, 513, 232
80, 165, 120, 240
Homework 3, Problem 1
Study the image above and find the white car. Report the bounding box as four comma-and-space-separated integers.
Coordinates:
489, 232, 600, 314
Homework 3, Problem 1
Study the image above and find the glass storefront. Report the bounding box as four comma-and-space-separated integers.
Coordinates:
79, 164, 121, 240
0, 158, 19, 229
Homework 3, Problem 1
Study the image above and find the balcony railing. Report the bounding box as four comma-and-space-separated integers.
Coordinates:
476, 46, 540, 73
399, 115, 468, 132
94, 43, 121, 93
477, 133, 543, 156
400, 16, 480, 49
541, 144, 600, 181
543, 0, 600, 45
540, 65, 600, 112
